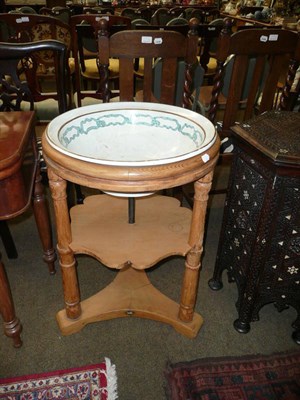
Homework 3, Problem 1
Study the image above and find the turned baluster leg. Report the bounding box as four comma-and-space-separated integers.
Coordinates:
32, 164, 57, 275
0, 252, 22, 347
48, 168, 81, 319
179, 171, 213, 322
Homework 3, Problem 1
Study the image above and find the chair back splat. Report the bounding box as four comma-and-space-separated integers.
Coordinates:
208, 18, 300, 138
97, 17, 200, 107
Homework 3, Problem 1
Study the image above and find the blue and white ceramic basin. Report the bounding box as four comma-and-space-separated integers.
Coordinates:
46, 102, 216, 167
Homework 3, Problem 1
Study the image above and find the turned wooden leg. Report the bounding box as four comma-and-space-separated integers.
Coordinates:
48, 168, 81, 320
179, 172, 213, 322
0, 252, 22, 348
32, 165, 57, 275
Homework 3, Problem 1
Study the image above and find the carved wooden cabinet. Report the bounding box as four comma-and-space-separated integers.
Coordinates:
209, 111, 300, 344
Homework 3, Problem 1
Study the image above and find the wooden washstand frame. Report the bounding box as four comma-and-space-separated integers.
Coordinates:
42, 126, 220, 338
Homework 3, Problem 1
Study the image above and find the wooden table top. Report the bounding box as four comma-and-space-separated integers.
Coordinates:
0, 111, 35, 174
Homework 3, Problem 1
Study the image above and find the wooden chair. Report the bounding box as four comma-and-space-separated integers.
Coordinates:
98, 17, 199, 102
98, 18, 200, 203
184, 21, 224, 88
133, 20, 196, 82
120, 7, 139, 19
8, 6, 37, 14
83, 6, 114, 15
0, 40, 66, 346
136, 7, 153, 23
150, 8, 182, 26
196, 18, 300, 195
70, 14, 131, 107
198, 8, 220, 24
207, 20, 300, 141
39, 6, 71, 23
200, 18, 225, 84
0, 13, 74, 120
0, 13, 84, 204
131, 18, 151, 29
166, 17, 189, 26
134, 22, 191, 36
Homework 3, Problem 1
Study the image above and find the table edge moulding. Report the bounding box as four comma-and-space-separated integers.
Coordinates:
42, 102, 220, 338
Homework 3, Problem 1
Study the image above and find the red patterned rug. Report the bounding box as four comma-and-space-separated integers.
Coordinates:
0, 358, 117, 400
165, 351, 300, 400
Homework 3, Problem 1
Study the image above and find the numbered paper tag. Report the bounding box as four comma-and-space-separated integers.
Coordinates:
141, 36, 152, 44
202, 154, 210, 163
260, 35, 268, 42
269, 34, 278, 41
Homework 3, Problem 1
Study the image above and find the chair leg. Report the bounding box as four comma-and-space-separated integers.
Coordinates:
0, 252, 22, 348
0, 221, 18, 259
32, 167, 57, 275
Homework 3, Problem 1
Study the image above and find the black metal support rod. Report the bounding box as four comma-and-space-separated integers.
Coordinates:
128, 197, 135, 224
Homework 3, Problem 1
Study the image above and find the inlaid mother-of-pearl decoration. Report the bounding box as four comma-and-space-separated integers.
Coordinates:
46, 102, 216, 167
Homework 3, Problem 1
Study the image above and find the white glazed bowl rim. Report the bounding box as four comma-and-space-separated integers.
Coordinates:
46, 102, 217, 167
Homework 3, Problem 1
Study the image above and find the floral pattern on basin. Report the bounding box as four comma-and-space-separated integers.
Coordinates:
47, 102, 216, 166
60, 111, 201, 147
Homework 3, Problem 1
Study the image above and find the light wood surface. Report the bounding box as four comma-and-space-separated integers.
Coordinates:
70, 195, 191, 269
57, 265, 203, 338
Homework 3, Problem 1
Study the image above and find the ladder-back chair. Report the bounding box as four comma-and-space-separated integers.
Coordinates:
70, 14, 131, 107
208, 20, 300, 140
203, 19, 300, 193
98, 17, 199, 105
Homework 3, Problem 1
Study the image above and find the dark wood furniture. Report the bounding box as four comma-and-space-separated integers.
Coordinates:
207, 19, 300, 141
69, 14, 131, 107
0, 40, 72, 346
150, 7, 183, 25
39, 6, 71, 23
209, 111, 300, 344
83, 6, 115, 14
220, 13, 282, 29
98, 17, 199, 105
199, 19, 300, 193
0, 220, 17, 259
197, 22, 224, 81
0, 13, 73, 114
0, 111, 56, 347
